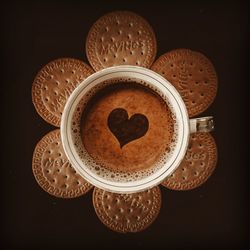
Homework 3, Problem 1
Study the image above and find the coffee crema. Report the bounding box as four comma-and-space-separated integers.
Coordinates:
80, 82, 175, 173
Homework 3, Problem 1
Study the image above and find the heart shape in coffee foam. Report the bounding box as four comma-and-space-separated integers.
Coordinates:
108, 108, 149, 148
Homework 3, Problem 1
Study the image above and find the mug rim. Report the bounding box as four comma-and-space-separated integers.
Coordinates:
61, 65, 190, 193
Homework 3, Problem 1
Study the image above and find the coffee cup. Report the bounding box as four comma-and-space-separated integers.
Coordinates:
61, 66, 214, 193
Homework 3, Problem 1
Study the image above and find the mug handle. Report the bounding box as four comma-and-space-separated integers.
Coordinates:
189, 116, 214, 133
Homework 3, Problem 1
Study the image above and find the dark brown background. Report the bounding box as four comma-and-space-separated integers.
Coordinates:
1, 0, 248, 249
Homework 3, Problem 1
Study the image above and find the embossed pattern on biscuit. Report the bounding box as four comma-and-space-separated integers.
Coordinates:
86, 11, 157, 71
32, 58, 94, 127
92, 186, 161, 233
151, 49, 218, 117
32, 129, 93, 198
161, 133, 217, 190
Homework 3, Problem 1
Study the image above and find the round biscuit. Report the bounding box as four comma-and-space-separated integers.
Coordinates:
32, 129, 93, 198
151, 49, 218, 117
92, 186, 161, 233
161, 133, 217, 190
86, 11, 157, 71
32, 58, 94, 126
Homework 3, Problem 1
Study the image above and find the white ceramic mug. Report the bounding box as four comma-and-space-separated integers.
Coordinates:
61, 66, 214, 193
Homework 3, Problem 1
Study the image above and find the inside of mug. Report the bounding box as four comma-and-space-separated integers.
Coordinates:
68, 75, 180, 185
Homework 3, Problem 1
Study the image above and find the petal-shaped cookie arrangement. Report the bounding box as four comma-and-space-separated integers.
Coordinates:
32, 11, 218, 232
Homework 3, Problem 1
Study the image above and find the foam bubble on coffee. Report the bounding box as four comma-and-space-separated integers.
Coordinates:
70, 77, 178, 183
